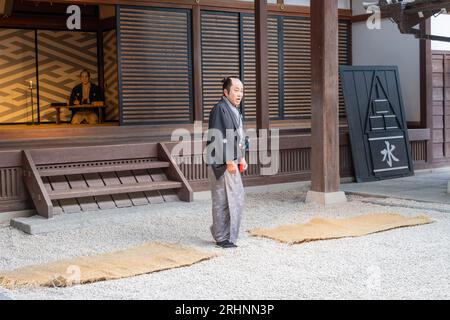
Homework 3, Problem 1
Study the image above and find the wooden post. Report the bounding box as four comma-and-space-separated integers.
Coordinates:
97, 24, 105, 122
306, 0, 346, 205
420, 20, 433, 164
97, 29, 105, 99
192, 4, 203, 123
22, 150, 53, 218
255, 0, 269, 133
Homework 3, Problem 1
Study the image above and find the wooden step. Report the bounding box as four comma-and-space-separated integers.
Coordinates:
48, 181, 182, 200
38, 161, 170, 177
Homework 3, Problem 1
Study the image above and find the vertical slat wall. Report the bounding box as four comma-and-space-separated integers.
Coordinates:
242, 15, 280, 120
283, 17, 350, 119
118, 6, 193, 124
269, 17, 281, 119
201, 11, 240, 121
201, 13, 350, 122
0, 168, 22, 200
242, 14, 256, 119
283, 16, 310, 118
431, 52, 450, 160
338, 20, 351, 118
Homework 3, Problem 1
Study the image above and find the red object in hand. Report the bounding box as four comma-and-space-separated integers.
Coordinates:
239, 160, 247, 173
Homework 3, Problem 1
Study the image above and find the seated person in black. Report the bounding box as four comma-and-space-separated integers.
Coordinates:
69, 69, 103, 124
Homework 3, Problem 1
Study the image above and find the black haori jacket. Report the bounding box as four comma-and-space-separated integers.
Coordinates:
69, 83, 104, 119
207, 97, 244, 179
69, 83, 103, 105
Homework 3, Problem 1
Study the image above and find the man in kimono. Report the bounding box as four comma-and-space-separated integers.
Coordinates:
206, 77, 247, 249
69, 69, 103, 124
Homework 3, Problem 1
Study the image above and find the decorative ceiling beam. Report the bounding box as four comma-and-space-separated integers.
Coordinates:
366, 0, 450, 42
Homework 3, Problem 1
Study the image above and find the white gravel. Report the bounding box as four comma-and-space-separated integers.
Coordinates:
0, 189, 449, 300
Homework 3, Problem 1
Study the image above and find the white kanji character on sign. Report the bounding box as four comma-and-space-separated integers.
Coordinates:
380, 141, 399, 167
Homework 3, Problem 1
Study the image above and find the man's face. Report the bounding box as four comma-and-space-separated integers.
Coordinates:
80, 72, 90, 85
224, 79, 244, 107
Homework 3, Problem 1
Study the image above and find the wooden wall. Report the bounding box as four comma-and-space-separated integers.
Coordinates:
200, 13, 351, 122
116, 5, 351, 125
242, 14, 280, 120
0, 129, 431, 214
200, 11, 241, 121
117, 6, 193, 124
431, 51, 450, 162
171, 135, 354, 191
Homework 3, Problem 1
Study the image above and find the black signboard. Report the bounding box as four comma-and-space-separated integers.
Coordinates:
340, 66, 414, 182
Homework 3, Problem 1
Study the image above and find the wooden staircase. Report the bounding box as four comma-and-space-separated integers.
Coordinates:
22, 143, 193, 218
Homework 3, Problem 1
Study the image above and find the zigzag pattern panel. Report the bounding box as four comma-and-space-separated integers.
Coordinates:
37, 31, 98, 122
103, 30, 119, 121
0, 29, 37, 124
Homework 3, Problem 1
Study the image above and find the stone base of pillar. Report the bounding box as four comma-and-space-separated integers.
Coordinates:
305, 191, 347, 205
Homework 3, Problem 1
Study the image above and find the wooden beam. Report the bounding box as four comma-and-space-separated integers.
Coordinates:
310, 0, 340, 193
408, 128, 431, 141
22, 150, 53, 218
29, 143, 159, 165
38, 160, 170, 177
0, 14, 99, 30
100, 16, 116, 31
97, 29, 105, 103
0, 151, 22, 167
28, 0, 353, 18
158, 143, 193, 202
255, 0, 269, 133
352, 13, 392, 22
49, 180, 182, 200
192, 4, 203, 123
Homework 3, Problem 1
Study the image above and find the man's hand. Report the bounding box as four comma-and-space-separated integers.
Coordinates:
226, 161, 237, 174
239, 158, 248, 172
74, 99, 80, 105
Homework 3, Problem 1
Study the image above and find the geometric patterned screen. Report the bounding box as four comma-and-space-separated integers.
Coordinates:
37, 30, 98, 123
0, 29, 37, 124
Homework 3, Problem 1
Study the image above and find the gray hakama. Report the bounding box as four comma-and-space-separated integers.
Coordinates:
208, 165, 245, 244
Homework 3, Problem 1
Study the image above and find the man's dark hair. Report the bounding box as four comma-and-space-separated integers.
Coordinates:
222, 76, 240, 93
80, 69, 91, 78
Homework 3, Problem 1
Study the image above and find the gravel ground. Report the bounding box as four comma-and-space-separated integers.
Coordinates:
0, 189, 449, 300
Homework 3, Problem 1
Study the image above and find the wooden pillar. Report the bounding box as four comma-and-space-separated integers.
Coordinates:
420, 20, 433, 164
306, 0, 346, 204
97, 26, 105, 122
255, 0, 269, 132
192, 4, 203, 123
97, 29, 105, 95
